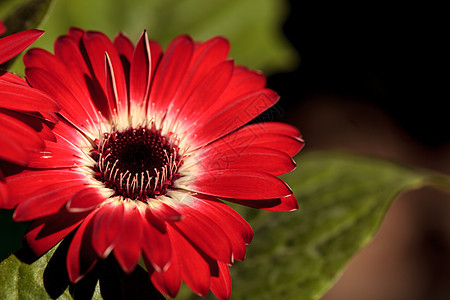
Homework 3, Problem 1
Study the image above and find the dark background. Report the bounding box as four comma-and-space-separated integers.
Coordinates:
270, 1, 448, 148
267, 2, 450, 300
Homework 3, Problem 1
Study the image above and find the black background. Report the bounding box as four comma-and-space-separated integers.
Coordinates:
269, 1, 448, 147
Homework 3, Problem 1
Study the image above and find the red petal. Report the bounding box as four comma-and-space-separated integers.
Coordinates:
0, 72, 27, 85
24, 47, 98, 122
142, 207, 167, 232
25, 67, 97, 129
169, 200, 233, 265
198, 146, 296, 176
260, 194, 299, 212
53, 35, 105, 121
187, 170, 292, 200
113, 33, 134, 65
147, 251, 181, 298
0, 111, 44, 149
0, 111, 44, 165
0, 178, 7, 207
0, 124, 28, 165
0, 80, 60, 112
0, 108, 56, 142
13, 182, 85, 221
216, 66, 266, 103
141, 211, 172, 272
24, 209, 89, 257
225, 195, 299, 212
82, 31, 127, 116
28, 139, 84, 169
249, 134, 304, 157
23, 110, 59, 124
104, 52, 122, 114
210, 262, 232, 300
52, 119, 85, 145
66, 187, 105, 213
173, 60, 234, 126
184, 66, 266, 136
190, 88, 279, 147
54, 35, 89, 77
196, 198, 253, 261
149, 35, 193, 118
166, 37, 230, 120
91, 201, 124, 258
8, 111, 57, 142
191, 37, 229, 66
113, 34, 133, 99
66, 211, 99, 283
242, 121, 302, 138
0, 29, 43, 64
67, 27, 84, 41
6, 169, 87, 209
113, 203, 143, 274
203, 122, 304, 157
208, 200, 253, 244
168, 226, 211, 297
151, 202, 183, 222
129, 30, 151, 111
149, 41, 162, 80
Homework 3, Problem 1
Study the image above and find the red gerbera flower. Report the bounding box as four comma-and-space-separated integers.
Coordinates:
0, 22, 60, 202
2, 28, 304, 299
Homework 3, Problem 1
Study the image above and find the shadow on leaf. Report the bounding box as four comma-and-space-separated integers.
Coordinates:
26, 234, 166, 300
98, 256, 165, 300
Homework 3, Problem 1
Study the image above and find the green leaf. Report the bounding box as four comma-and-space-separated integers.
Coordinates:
0, 246, 72, 299
0, 0, 55, 33
0, 0, 55, 70
177, 151, 449, 300
0, 241, 165, 299
11, 0, 297, 74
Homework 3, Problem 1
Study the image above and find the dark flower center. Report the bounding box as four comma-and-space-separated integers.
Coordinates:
90, 127, 181, 201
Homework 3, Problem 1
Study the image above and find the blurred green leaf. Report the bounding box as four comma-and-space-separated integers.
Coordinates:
178, 151, 449, 300
0, 0, 55, 70
0, 0, 54, 33
10, 0, 298, 74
